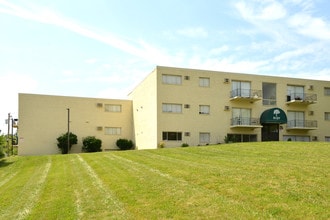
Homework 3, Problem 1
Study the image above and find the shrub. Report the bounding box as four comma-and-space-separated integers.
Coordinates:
181, 143, 189, 147
116, 139, 134, 150
56, 132, 78, 154
82, 136, 102, 152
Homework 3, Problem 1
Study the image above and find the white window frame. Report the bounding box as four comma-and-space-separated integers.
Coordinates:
324, 87, 330, 96
283, 135, 310, 142
232, 81, 251, 97
287, 85, 304, 100
162, 74, 182, 85
199, 77, 210, 87
162, 132, 182, 141
199, 105, 210, 114
105, 127, 121, 135
288, 111, 305, 127
105, 104, 122, 112
199, 132, 210, 143
325, 112, 330, 120
162, 103, 182, 113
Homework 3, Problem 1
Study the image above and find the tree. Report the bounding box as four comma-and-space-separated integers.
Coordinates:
82, 136, 102, 152
116, 139, 134, 150
0, 135, 6, 158
56, 132, 77, 154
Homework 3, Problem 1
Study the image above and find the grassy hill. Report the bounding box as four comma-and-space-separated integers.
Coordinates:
0, 142, 329, 219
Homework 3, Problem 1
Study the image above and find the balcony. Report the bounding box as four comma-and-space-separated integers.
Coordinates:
286, 93, 317, 105
286, 120, 318, 130
230, 117, 263, 129
230, 89, 262, 103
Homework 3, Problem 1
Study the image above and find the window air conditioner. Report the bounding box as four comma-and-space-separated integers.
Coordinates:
96, 103, 103, 107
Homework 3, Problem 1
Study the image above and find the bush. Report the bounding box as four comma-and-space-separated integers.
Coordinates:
56, 132, 78, 154
181, 143, 189, 147
116, 139, 134, 150
82, 136, 102, 152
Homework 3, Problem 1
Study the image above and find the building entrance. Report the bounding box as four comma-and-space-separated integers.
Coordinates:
262, 124, 279, 141
260, 108, 287, 142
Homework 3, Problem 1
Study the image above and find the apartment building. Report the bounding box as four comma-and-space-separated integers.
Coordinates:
18, 66, 330, 155
18, 94, 133, 155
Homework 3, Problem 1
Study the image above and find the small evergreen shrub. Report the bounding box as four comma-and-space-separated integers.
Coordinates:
82, 136, 102, 152
181, 143, 189, 147
116, 139, 134, 150
56, 132, 78, 154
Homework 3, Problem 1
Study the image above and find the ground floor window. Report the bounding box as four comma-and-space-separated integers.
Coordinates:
199, 132, 210, 143
162, 132, 182, 141
325, 136, 330, 142
105, 127, 121, 135
226, 134, 257, 143
283, 135, 310, 142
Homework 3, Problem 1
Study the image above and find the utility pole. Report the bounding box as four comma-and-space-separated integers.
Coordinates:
11, 117, 14, 155
67, 108, 70, 154
7, 113, 10, 156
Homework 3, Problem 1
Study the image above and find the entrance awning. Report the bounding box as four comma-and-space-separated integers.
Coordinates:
260, 108, 287, 124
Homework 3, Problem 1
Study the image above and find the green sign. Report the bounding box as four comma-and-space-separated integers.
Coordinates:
260, 108, 287, 124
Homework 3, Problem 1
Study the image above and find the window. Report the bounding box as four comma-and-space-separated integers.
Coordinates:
283, 135, 310, 142
199, 132, 210, 143
162, 74, 182, 85
105, 127, 121, 135
226, 134, 257, 142
262, 83, 276, 105
162, 103, 182, 113
325, 112, 330, 120
232, 81, 251, 97
199, 77, 210, 87
199, 105, 210, 114
325, 136, 330, 142
325, 87, 330, 96
287, 111, 305, 127
162, 132, 182, 141
105, 104, 121, 112
287, 85, 304, 101
232, 108, 251, 125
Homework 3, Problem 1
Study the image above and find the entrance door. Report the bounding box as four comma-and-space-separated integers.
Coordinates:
262, 124, 279, 141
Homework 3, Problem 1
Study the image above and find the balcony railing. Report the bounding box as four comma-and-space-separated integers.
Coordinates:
230, 117, 262, 128
286, 93, 317, 105
287, 120, 318, 130
230, 89, 262, 102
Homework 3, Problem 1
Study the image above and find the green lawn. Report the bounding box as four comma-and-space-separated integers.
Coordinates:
0, 142, 329, 219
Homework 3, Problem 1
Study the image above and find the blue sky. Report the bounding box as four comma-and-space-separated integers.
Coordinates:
1, 0, 330, 133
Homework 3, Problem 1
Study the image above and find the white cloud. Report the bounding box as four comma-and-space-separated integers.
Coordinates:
177, 27, 208, 38
85, 58, 98, 64
288, 13, 330, 40
209, 46, 229, 56
235, 1, 287, 21
0, 0, 172, 65
273, 47, 314, 62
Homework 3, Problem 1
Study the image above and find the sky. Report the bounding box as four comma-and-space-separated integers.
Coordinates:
1, 0, 330, 134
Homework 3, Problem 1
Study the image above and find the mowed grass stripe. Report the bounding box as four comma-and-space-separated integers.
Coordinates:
74, 154, 131, 219
0, 156, 51, 220
0, 142, 328, 219
83, 152, 247, 219
113, 144, 329, 218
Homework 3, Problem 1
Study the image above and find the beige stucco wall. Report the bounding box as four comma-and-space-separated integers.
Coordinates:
128, 68, 158, 149
18, 94, 133, 155
155, 66, 330, 147
17, 66, 330, 155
